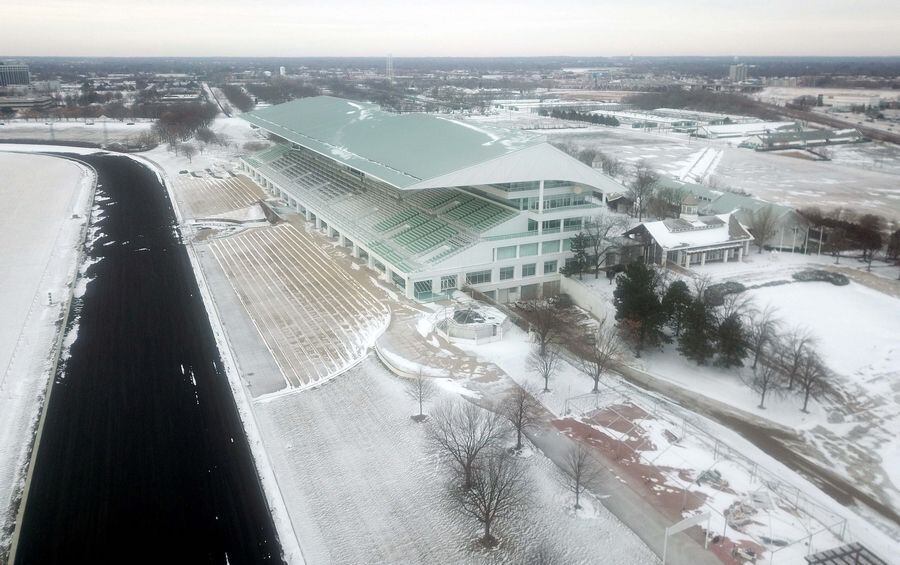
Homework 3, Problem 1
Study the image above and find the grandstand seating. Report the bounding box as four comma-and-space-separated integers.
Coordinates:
444, 196, 516, 231
247, 144, 292, 167
374, 209, 418, 232
247, 144, 522, 271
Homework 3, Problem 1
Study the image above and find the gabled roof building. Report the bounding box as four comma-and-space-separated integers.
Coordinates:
240, 96, 625, 302
624, 198, 754, 268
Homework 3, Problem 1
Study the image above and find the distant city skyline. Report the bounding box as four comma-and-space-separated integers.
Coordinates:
2, 0, 899, 58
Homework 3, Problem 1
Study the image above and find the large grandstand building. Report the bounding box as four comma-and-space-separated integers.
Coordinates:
239, 96, 623, 302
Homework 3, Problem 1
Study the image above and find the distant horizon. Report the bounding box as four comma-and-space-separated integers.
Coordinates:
3, 0, 899, 59
4, 54, 900, 60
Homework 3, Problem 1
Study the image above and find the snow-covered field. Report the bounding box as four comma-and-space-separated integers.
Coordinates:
253, 356, 658, 564
444, 297, 900, 562
568, 250, 900, 551
0, 151, 94, 554
0, 119, 153, 144
464, 109, 900, 221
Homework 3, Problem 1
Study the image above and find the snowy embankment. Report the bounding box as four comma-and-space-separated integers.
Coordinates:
136, 154, 306, 564
0, 151, 95, 556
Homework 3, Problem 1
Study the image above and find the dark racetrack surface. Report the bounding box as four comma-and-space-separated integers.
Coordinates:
14, 154, 282, 565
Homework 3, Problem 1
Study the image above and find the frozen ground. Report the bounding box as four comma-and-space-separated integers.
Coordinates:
465, 109, 900, 221
0, 151, 94, 554
0, 119, 153, 145
571, 251, 900, 549
253, 356, 658, 565
442, 299, 899, 562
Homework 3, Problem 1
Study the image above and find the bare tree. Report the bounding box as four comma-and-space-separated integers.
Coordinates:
405, 369, 436, 422
745, 360, 784, 409
796, 350, 828, 413
180, 142, 197, 163
452, 450, 529, 547
583, 214, 631, 278
827, 225, 850, 264
778, 326, 817, 390
717, 292, 753, 322
522, 299, 564, 357
527, 345, 560, 392
599, 154, 622, 178
627, 162, 658, 221
428, 401, 507, 489
562, 442, 597, 510
748, 205, 779, 253
577, 148, 598, 167
746, 305, 780, 370
503, 384, 541, 452
578, 318, 622, 393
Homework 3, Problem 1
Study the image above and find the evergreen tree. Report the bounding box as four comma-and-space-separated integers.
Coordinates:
678, 299, 716, 365
661, 280, 692, 336
716, 313, 748, 368
613, 262, 666, 357
569, 233, 589, 280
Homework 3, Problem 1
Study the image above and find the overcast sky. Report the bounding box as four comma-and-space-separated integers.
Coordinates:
2, 0, 899, 57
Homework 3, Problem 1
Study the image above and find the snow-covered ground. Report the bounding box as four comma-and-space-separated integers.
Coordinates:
440, 297, 899, 562
0, 119, 153, 145
253, 356, 657, 564
566, 249, 900, 552
464, 108, 900, 221
0, 151, 94, 555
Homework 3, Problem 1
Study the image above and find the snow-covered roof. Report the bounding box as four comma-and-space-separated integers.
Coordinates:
242, 96, 621, 193
700, 121, 797, 136
627, 213, 753, 250
405, 143, 624, 193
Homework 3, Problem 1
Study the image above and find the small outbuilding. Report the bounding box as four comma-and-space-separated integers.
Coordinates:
623, 198, 754, 268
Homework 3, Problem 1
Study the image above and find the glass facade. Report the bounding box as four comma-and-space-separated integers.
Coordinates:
542, 240, 560, 254
563, 218, 583, 231
519, 243, 538, 257
466, 270, 492, 285
441, 275, 457, 291
496, 245, 517, 260
413, 280, 433, 299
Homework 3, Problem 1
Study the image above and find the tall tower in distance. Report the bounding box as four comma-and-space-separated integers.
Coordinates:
386, 54, 394, 85
728, 63, 748, 83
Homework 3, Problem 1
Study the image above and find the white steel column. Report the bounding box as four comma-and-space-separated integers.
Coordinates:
537, 179, 544, 235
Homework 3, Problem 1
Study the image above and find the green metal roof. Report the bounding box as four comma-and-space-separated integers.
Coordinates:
242, 96, 542, 188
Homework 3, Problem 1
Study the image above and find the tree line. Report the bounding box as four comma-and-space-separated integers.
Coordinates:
612, 262, 831, 411
799, 207, 895, 272
623, 89, 783, 121
220, 84, 255, 113
151, 102, 218, 144
538, 107, 621, 127
245, 79, 320, 105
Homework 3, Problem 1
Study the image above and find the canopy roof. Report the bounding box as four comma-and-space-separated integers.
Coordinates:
242, 96, 620, 192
